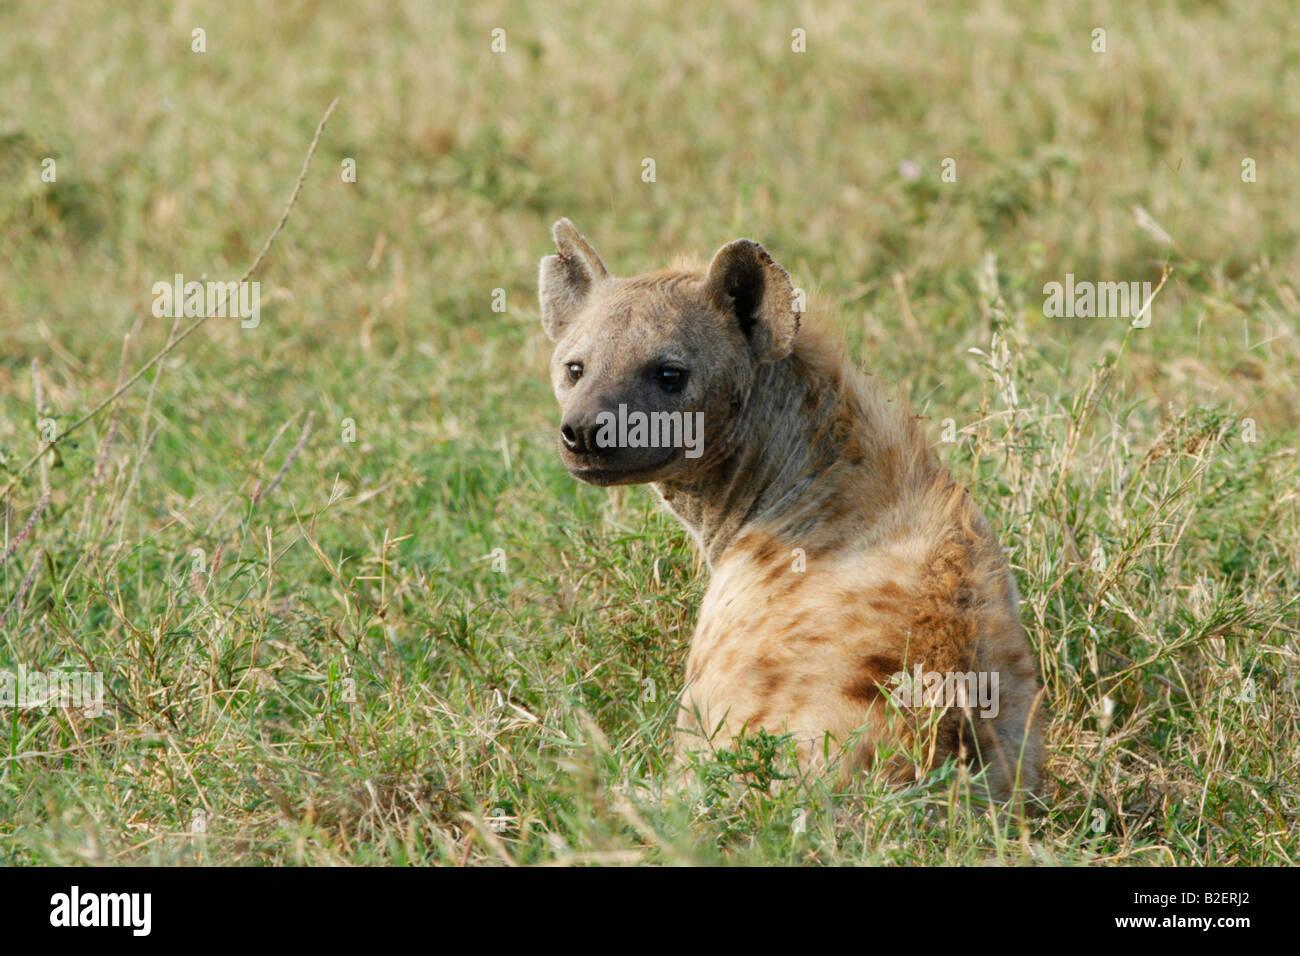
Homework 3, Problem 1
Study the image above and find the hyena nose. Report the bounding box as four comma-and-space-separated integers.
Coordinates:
560, 417, 597, 454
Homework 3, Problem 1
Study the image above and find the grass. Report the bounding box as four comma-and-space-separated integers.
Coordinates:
0, 0, 1297, 865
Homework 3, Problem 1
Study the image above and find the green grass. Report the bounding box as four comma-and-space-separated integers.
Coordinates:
1, 0, 1297, 865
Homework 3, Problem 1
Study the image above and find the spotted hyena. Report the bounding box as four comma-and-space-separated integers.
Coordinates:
538, 219, 1042, 801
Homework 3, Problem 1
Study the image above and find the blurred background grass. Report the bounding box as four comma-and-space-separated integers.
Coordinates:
0, 0, 1297, 864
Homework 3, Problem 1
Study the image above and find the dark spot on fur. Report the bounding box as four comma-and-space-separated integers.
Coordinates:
762, 561, 790, 589
843, 674, 884, 703
862, 654, 902, 678
755, 659, 787, 698
844, 652, 901, 704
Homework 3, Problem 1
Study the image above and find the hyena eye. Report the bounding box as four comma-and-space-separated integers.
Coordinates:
565, 362, 583, 383
657, 366, 687, 393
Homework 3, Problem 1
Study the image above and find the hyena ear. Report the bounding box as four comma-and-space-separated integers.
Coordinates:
704, 239, 799, 361
538, 218, 609, 341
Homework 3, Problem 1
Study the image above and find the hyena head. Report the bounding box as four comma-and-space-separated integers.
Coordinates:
538, 218, 800, 486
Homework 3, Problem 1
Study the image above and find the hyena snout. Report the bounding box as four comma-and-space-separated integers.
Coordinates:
558, 408, 601, 455
556, 400, 680, 485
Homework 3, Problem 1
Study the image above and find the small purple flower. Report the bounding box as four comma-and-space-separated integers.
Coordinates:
898, 159, 922, 182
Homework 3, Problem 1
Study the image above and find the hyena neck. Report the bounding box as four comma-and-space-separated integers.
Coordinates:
655, 339, 939, 567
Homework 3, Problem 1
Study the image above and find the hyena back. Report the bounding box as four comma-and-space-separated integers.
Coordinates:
538, 219, 1043, 800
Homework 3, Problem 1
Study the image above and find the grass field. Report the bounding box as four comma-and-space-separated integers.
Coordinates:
1, 0, 1298, 865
